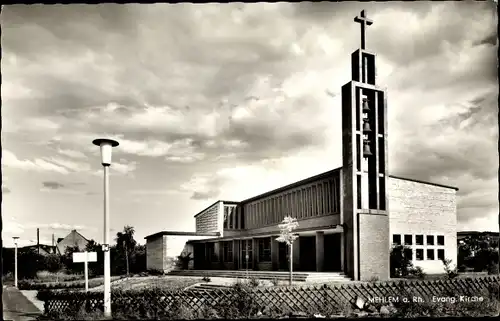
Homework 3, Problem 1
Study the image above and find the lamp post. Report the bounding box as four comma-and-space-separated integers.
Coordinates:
93, 138, 119, 318
12, 236, 19, 288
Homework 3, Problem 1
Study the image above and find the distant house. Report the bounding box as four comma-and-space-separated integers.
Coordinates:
56, 230, 90, 255
20, 244, 57, 256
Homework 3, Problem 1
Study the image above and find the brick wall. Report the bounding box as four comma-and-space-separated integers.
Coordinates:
196, 202, 221, 234
388, 177, 457, 274
147, 234, 219, 272
146, 235, 167, 271
358, 213, 390, 280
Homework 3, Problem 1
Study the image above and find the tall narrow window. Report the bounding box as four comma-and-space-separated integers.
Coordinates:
416, 235, 424, 245
223, 242, 233, 262
437, 235, 445, 246
426, 235, 434, 245
392, 234, 401, 245
228, 207, 234, 229
404, 235, 412, 245
235, 208, 239, 229
311, 186, 316, 216
258, 238, 271, 262
318, 184, 324, 215
223, 207, 229, 229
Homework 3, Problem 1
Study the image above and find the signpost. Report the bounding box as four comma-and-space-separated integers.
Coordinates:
73, 251, 97, 292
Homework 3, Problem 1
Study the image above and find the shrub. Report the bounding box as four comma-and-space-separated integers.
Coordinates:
367, 276, 379, 282
487, 263, 499, 275
202, 275, 211, 282
442, 258, 459, 279
271, 277, 280, 286
390, 245, 413, 278
408, 266, 426, 279
148, 269, 164, 276
42, 255, 64, 273
248, 276, 260, 287
213, 281, 260, 318
175, 252, 193, 270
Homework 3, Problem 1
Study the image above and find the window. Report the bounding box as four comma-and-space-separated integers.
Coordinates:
241, 211, 245, 229
222, 242, 233, 262
437, 235, 445, 246
223, 207, 229, 229
258, 238, 271, 262
437, 249, 445, 261
416, 235, 424, 245
427, 249, 435, 260
207, 243, 217, 262
228, 207, 234, 229
235, 209, 239, 229
416, 249, 424, 261
404, 234, 413, 245
392, 234, 401, 245
404, 248, 413, 261
426, 235, 434, 245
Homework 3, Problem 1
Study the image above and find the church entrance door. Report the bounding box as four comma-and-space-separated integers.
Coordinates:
240, 239, 253, 270
299, 236, 316, 271
324, 234, 342, 272
278, 242, 288, 271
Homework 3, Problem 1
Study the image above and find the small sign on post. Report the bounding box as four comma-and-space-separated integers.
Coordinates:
73, 251, 97, 292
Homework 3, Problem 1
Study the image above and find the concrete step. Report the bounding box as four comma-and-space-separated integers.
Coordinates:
166, 270, 351, 282
194, 283, 231, 290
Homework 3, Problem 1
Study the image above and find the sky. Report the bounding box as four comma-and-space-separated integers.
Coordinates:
1, 2, 498, 247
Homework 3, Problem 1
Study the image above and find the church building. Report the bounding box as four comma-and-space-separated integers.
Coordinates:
145, 11, 458, 281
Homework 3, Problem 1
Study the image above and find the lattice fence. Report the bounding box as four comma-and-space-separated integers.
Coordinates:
39, 275, 500, 318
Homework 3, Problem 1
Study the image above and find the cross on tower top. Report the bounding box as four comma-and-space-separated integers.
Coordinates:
354, 10, 373, 50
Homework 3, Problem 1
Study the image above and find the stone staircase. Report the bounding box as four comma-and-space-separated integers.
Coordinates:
167, 270, 351, 283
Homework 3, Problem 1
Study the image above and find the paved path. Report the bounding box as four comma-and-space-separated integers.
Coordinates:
2, 286, 42, 321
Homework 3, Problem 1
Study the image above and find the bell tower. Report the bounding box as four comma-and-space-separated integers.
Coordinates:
341, 10, 389, 281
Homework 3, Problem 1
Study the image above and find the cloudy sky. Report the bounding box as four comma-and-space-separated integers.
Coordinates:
1, 2, 498, 247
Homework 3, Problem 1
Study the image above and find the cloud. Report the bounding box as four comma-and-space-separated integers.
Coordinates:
43, 223, 92, 231
42, 181, 65, 189
1, 3, 497, 235
2, 150, 69, 174
57, 148, 88, 159
2, 217, 25, 236
111, 160, 137, 175
129, 189, 181, 196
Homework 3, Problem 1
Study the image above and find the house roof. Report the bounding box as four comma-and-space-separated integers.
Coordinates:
144, 231, 220, 240
19, 244, 57, 254
58, 229, 89, 243
192, 168, 459, 217
193, 200, 240, 218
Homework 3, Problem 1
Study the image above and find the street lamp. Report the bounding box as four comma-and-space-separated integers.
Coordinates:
12, 236, 19, 288
92, 138, 119, 318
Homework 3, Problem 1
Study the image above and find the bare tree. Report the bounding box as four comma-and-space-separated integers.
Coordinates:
276, 216, 299, 285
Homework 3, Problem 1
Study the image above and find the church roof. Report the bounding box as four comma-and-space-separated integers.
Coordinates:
194, 168, 459, 217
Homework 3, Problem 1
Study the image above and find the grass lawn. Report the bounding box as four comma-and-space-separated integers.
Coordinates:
90, 276, 202, 291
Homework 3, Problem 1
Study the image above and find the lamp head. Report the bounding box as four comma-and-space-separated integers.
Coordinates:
12, 236, 19, 245
92, 138, 119, 166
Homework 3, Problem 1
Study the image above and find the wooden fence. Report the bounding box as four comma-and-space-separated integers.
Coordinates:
40, 275, 499, 318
